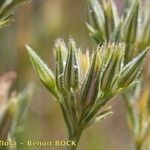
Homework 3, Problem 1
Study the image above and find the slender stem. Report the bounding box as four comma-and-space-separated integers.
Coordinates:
135, 139, 142, 150
123, 94, 135, 128
66, 127, 83, 150
136, 143, 142, 150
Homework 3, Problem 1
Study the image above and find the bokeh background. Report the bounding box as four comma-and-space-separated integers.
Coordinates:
0, 0, 136, 150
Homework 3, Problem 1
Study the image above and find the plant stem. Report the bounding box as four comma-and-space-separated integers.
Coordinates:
66, 127, 83, 150
136, 144, 142, 150
135, 139, 142, 150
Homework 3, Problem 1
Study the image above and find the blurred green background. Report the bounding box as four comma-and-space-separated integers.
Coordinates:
0, 0, 134, 150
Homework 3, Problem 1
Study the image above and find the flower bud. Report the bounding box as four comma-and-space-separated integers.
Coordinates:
87, 0, 106, 42
55, 39, 67, 91
122, 0, 139, 63
80, 48, 101, 106
101, 43, 124, 93
0, 97, 18, 140
119, 48, 149, 88
78, 50, 90, 79
64, 38, 79, 90
26, 45, 58, 98
103, 0, 118, 36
